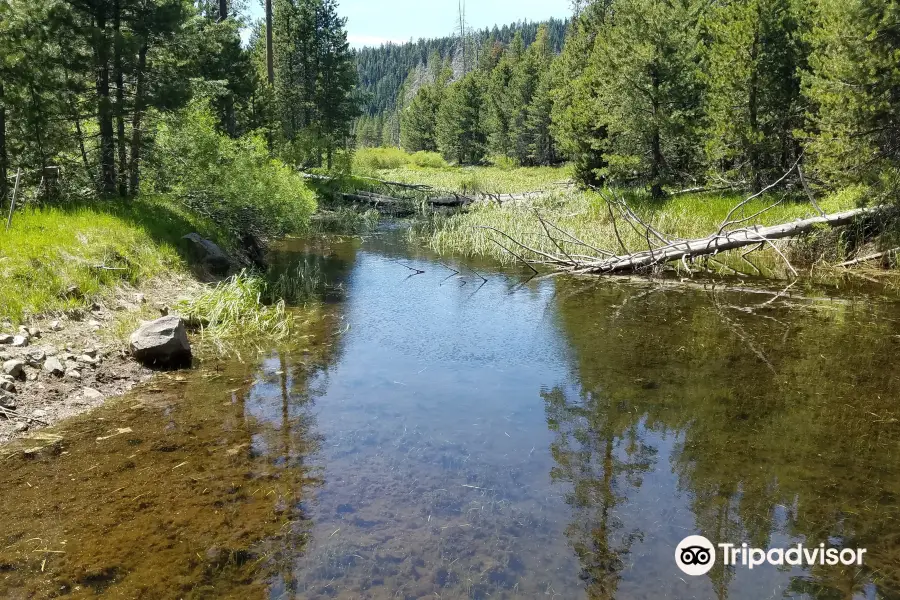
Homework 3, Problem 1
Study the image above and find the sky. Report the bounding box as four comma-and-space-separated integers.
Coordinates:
245, 0, 572, 48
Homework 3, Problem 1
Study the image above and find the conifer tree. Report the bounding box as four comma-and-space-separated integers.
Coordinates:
703, 0, 805, 191
586, 0, 705, 196
803, 0, 900, 200
436, 71, 486, 164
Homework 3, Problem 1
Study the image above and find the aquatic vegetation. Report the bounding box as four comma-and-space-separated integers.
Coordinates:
175, 270, 310, 352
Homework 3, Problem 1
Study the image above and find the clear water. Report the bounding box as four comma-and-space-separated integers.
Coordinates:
1, 229, 899, 599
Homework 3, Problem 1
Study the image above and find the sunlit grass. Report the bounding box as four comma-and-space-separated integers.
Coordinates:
0, 195, 220, 324
413, 187, 859, 278
174, 267, 323, 355
374, 164, 572, 195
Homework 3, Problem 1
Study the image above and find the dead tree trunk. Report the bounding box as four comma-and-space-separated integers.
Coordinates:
579, 207, 879, 274
265, 0, 274, 85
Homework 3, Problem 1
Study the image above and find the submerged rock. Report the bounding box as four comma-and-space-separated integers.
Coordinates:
130, 316, 192, 367
182, 233, 231, 275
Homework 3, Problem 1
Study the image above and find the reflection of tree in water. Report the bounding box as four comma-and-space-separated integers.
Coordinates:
550, 277, 900, 599
544, 384, 656, 599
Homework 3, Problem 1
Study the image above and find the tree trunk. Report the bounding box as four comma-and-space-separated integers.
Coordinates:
129, 44, 148, 196
580, 207, 880, 274
0, 82, 7, 205
95, 10, 117, 196
748, 28, 761, 193
649, 65, 664, 199
218, 0, 228, 22
114, 0, 128, 197
266, 0, 275, 85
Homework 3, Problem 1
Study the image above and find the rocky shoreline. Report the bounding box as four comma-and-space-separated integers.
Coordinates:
0, 276, 205, 443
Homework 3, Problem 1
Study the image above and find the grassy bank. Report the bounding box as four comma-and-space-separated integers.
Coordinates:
0, 195, 229, 325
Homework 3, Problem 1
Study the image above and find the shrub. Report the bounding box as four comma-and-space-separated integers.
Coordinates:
353, 147, 410, 171
409, 151, 448, 168
149, 100, 317, 240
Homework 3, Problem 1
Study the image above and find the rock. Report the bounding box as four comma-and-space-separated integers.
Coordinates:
11, 336, 28, 348
65, 369, 82, 380
43, 357, 65, 377
182, 233, 231, 275
62, 284, 83, 300
0, 352, 10, 362
0, 335, 13, 345
2, 359, 25, 380
83, 348, 99, 359
129, 316, 192, 366
25, 350, 46, 367
27, 327, 40, 338
14, 422, 28, 433
88, 320, 102, 330
32, 409, 47, 418
78, 355, 99, 366
17, 326, 31, 338
49, 320, 63, 332
134, 293, 146, 304
82, 387, 103, 401
0, 394, 16, 410
0, 381, 16, 393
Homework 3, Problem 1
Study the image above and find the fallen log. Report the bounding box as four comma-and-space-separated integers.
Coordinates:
576, 207, 882, 274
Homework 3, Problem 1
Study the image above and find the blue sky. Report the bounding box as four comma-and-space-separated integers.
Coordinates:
245, 0, 572, 48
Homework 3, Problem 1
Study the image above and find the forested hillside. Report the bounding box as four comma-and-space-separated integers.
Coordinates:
390, 0, 900, 204
353, 19, 567, 147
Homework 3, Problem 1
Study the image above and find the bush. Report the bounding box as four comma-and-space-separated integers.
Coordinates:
353, 147, 410, 171
149, 100, 317, 239
409, 151, 448, 168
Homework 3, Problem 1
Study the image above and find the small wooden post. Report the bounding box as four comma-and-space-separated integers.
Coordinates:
5, 168, 21, 231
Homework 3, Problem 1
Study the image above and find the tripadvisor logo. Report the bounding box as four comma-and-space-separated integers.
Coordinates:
675, 535, 867, 576
676, 535, 716, 576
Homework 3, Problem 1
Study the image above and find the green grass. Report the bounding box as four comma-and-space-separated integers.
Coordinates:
174, 269, 323, 355
0, 195, 225, 324
413, 185, 861, 278
373, 164, 572, 195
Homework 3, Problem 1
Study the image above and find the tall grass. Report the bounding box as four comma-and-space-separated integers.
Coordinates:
372, 164, 572, 194
413, 186, 859, 278
353, 147, 449, 174
174, 263, 324, 353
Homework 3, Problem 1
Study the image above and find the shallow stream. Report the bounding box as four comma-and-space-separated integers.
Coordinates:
1, 229, 899, 599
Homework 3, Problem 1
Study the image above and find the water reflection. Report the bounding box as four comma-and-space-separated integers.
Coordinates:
0, 231, 899, 599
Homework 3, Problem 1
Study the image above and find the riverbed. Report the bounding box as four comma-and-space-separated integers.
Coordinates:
1, 229, 898, 599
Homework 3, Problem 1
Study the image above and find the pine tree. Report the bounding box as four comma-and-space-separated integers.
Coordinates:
803, 0, 900, 200
401, 66, 449, 152
436, 71, 486, 164
702, 0, 805, 191
585, 0, 705, 196
550, 1, 611, 185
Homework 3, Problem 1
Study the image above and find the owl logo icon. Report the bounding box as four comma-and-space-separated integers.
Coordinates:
675, 535, 716, 576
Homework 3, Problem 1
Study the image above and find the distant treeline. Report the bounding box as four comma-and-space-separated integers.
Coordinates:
354, 19, 567, 118
359, 0, 900, 204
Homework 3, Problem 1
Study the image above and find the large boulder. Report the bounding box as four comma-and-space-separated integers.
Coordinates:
130, 316, 192, 367
182, 233, 231, 275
